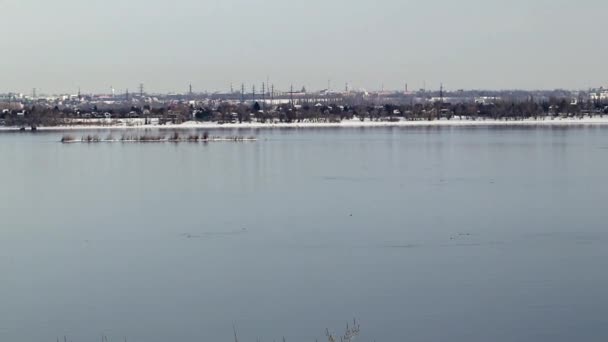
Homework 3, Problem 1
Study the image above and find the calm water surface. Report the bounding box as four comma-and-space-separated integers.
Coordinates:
1, 126, 608, 342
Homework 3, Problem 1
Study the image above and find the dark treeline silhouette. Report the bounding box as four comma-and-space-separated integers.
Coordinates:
2, 96, 608, 127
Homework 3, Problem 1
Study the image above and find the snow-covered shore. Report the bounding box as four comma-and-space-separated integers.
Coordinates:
3, 116, 608, 131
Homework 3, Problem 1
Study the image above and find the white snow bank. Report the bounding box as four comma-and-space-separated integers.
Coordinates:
3, 116, 608, 131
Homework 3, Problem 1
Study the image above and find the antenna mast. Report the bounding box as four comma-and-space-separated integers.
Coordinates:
262, 83, 266, 111
271, 84, 274, 104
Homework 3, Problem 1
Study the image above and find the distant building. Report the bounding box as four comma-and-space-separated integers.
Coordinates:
590, 87, 608, 101
474, 96, 500, 105
0, 102, 25, 111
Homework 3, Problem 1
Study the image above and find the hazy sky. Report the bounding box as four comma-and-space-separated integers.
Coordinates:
1, 0, 606, 94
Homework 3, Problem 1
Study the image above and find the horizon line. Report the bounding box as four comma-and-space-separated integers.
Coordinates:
1, 86, 606, 97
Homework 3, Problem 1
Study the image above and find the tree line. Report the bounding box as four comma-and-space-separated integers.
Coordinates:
2, 97, 608, 127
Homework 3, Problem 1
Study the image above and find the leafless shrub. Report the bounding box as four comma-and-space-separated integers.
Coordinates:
61, 135, 76, 143
81, 135, 100, 142
139, 135, 164, 142
169, 132, 180, 141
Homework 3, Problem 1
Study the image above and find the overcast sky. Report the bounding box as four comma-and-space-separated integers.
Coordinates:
1, 0, 606, 94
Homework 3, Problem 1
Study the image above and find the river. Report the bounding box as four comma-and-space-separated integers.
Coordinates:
1, 126, 608, 342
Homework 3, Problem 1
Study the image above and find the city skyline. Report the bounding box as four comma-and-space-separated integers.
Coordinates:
3, 81, 608, 98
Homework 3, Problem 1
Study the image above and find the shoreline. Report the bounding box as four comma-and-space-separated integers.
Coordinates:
2, 116, 608, 131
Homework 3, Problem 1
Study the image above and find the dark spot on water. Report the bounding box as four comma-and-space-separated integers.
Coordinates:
181, 233, 201, 239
